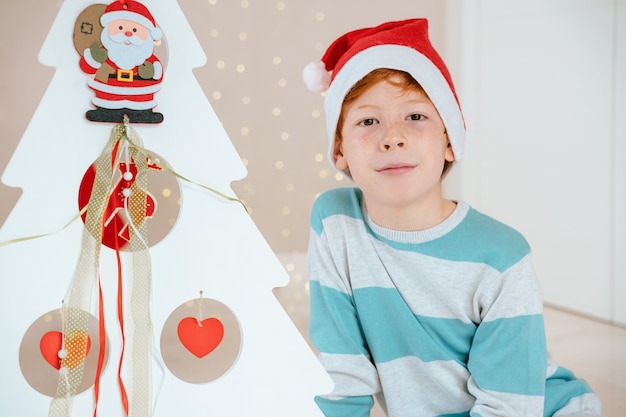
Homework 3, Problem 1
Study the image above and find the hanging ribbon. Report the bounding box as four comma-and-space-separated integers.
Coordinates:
47, 120, 150, 417
123, 127, 153, 417
122, 134, 248, 213
49, 127, 119, 417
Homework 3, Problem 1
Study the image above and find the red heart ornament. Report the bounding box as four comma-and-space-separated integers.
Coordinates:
177, 317, 224, 358
40, 331, 92, 370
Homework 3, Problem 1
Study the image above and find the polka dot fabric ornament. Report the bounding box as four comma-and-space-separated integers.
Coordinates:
303, 18, 467, 164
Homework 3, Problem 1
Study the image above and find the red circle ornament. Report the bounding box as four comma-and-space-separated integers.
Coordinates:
78, 150, 180, 250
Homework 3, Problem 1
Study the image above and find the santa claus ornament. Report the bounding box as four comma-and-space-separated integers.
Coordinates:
74, 0, 165, 123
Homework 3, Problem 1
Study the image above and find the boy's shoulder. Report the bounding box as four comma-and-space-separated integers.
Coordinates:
461, 207, 528, 246
312, 187, 363, 218
310, 187, 363, 235
448, 206, 531, 272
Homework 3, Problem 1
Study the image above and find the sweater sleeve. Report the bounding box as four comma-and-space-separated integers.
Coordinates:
466, 254, 547, 417
307, 200, 380, 417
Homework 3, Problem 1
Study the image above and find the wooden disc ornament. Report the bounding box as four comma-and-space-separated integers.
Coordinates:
19, 309, 109, 396
78, 150, 181, 251
161, 296, 242, 384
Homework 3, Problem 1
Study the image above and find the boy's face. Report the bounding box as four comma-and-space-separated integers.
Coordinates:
334, 75, 454, 215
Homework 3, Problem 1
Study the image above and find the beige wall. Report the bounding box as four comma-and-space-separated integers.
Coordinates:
0, 0, 447, 253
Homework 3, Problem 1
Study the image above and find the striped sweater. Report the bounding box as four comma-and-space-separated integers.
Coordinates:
308, 188, 601, 417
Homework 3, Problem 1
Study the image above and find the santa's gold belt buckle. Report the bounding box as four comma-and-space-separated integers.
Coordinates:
117, 69, 134, 82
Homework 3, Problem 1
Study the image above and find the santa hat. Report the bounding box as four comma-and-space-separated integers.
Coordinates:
303, 18, 466, 163
100, 0, 163, 41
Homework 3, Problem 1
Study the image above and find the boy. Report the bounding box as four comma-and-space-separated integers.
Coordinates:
302, 18, 602, 417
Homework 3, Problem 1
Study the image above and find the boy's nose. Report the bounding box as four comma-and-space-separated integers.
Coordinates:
380, 124, 407, 150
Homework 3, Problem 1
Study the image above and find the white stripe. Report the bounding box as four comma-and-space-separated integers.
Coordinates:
92, 97, 157, 110
552, 393, 603, 417
317, 352, 381, 399
377, 356, 473, 417
314, 215, 543, 321
468, 378, 544, 416
88, 79, 161, 95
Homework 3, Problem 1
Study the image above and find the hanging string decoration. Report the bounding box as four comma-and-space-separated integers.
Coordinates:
160, 292, 242, 384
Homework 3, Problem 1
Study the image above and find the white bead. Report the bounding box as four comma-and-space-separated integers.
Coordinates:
123, 171, 134, 181
58, 349, 67, 359
122, 188, 132, 197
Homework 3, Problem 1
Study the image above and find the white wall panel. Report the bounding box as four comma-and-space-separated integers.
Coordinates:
613, 0, 626, 325
448, 0, 622, 323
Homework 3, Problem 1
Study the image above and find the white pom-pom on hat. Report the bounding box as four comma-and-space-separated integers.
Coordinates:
303, 61, 331, 93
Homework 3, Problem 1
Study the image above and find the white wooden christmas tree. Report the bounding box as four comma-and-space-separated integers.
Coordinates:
0, 0, 331, 415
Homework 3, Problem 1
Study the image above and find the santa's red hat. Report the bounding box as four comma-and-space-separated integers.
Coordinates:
303, 18, 466, 163
101, 0, 163, 41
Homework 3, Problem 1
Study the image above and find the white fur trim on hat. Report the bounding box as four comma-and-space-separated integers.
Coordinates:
101, 11, 163, 41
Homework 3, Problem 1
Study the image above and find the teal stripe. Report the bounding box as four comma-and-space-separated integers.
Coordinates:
314, 395, 374, 417
354, 287, 475, 364
309, 281, 370, 355
438, 412, 470, 417
310, 188, 363, 235
366, 208, 530, 272
311, 187, 530, 272
544, 366, 594, 416
468, 314, 547, 396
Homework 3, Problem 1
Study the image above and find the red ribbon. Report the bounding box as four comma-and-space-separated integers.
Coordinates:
115, 227, 130, 416
91, 149, 130, 416
92, 278, 106, 417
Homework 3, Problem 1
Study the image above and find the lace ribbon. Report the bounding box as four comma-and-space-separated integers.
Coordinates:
48, 127, 119, 416
49, 122, 151, 417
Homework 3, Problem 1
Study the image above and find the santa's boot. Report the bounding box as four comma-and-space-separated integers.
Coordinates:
126, 108, 164, 124
86, 107, 128, 123
86, 107, 163, 124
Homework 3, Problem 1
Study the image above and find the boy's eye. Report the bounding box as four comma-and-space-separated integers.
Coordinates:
409, 114, 424, 121
359, 118, 378, 126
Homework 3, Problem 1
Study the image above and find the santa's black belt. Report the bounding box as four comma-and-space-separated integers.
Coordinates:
109, 69, 149, 82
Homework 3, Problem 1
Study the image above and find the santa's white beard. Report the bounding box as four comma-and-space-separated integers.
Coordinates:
102, 31, 154, 70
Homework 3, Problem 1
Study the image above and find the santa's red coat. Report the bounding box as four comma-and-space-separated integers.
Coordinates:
80, 54, 163, 110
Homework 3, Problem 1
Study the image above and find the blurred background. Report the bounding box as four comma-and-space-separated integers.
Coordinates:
1, 0, 624, 415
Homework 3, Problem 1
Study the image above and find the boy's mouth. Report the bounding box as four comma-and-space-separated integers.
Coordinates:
376, 163, 416, 175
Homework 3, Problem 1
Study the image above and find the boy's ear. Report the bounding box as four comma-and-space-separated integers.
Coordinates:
445, 143, 455, 162
333, 139, 349, 170
444, 134, 456, 162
